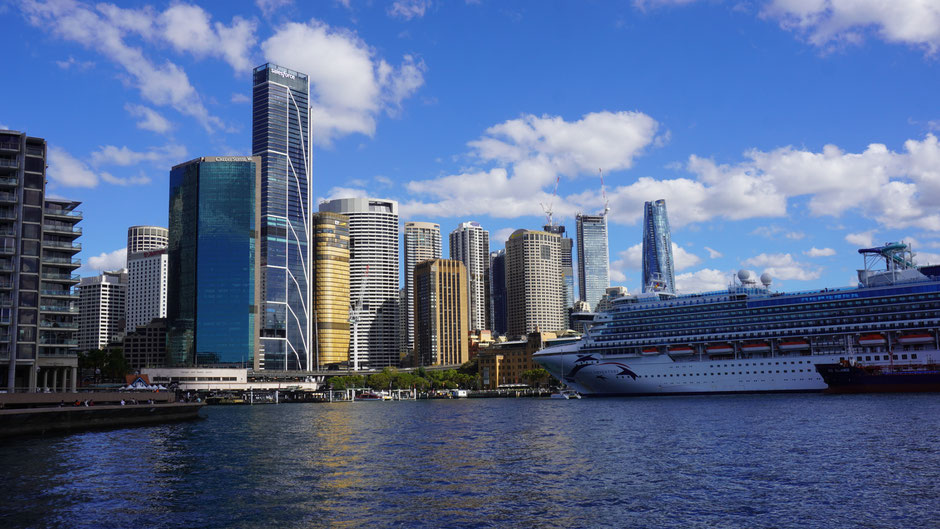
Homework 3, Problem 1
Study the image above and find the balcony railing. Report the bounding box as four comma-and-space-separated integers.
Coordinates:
0, 262, 13, 272
0, 192, 16, 203
39, 336, 78, 345
0, 158, 18, 169
0, 210, 16, 220
0, 141, 19, 151
41, 272, 80, 281
44, 208, 82, 218
0, 177, 18, 186
40, 304, 79, 313
25, 146, 43, 157
41, 256, 81, 266
41, 289, 76, 297
42, 240, 82, 250
40, 320, 79, 329
43, 223, 82, 235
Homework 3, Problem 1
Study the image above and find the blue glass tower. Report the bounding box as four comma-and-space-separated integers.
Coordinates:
167, 157, 261, 366
575, 213, 610, 311
488, 250, 507, 336
641, 199, 676, 294
252, 63, 313, 371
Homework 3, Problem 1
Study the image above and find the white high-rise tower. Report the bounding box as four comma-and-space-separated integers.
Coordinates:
449, 221, 490, 332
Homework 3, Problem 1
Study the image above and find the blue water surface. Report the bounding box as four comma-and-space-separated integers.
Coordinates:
1, 394, 938, 528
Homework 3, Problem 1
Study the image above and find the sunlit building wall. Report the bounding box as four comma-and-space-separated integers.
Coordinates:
414, 259, 469, 367
576, 213, 610, 311
312, 212, 350, 368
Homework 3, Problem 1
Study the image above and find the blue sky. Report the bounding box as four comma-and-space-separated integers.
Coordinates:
3, 0, 940, 295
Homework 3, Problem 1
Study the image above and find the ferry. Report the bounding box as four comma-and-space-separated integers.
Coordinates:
534, 243, 940, 396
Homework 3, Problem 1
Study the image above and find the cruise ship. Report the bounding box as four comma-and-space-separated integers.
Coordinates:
534, 243, 940, 396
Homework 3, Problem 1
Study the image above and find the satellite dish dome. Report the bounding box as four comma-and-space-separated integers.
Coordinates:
737, 269, 752, 282
760, 272, 772, 286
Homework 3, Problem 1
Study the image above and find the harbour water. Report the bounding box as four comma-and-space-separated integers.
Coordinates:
2, 394, 939, 528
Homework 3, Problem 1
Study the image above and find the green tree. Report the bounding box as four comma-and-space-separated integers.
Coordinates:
522, 368, 550, 388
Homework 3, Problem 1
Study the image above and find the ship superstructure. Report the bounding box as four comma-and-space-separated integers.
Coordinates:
534, 243, 940, 396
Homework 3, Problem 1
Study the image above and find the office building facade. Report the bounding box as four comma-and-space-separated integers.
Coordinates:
449, 221, 490, 332
125, 226, 168, 334
576, 213, 610, 311
0, 131, 83, 391
122, 318, 167, 370
403, 221, 441, 352
252, 63, 313, 371
167, 157, 261, 367
127, 225, 168, 254
488, 250, 507, 337
414, 259, 469, 367
545, 224, 574, 326
77, 269, 127, 351
641, 199, 676, 294
319, 198, 400, 368
312, 212, 350, 368
505, 229, 565, 337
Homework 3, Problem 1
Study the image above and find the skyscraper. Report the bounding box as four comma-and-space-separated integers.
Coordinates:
125, 226, 168, 334
488, 250, 507, 336
77, 270, 127, 351
505, 229, 565, 336
642, 199, 676, 294
319, 198, 400, 369
545, 224, 574, 325
576, 213, 610, 310
252, 63, 312, 371
311, 212, 350, 368
403, 221, 441, 352
1, 131, 82, 392
167, 156, 261, 367
414, 259, 469, 367
449, 221, 489, 332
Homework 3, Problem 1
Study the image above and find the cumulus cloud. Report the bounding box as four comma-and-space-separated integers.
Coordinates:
845, 230, 877, 247
804, 246, 836, 257
55, 55, 94, 70
389, 0, 432, 20
91, 143, 187, 167
48, 145, 157, 188
125, 104, 172, 133
742, 252, 821, 281
752, 225, 805, 240
321, 186, 369, 203
763, 0, 940, 54
87, 247, 127, 271
262, 20, 427, 145
403, 111, 662, 218
704, 246, 722, 259
608, 242, 700, 285
20, 1, 255, 132
231, 93, 251, 104
492, 227, 517, 246
675, 268, 730, 294
256, 0, 293, 16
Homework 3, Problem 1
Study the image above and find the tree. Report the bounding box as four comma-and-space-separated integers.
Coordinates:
522, 368, 550, 388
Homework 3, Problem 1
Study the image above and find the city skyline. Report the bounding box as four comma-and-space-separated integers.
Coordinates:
4, 2, 940, 296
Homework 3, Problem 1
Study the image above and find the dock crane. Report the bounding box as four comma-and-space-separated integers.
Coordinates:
349, 265, 370, 371
540, 175, 561, 228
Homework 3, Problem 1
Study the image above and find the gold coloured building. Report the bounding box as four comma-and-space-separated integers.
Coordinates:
414, 259, 469, 366
312, 212, 350, 367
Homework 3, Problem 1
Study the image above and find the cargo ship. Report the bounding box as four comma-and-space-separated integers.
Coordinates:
534, 243, 940, 396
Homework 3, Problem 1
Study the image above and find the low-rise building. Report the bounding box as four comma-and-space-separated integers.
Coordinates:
477, 331, 579, 389
123, 318, 167, 370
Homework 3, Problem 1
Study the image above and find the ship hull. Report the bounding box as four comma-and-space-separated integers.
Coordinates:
815, 363, 940, 393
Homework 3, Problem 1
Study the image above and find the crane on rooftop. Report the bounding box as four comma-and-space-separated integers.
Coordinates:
540, 175, 561, 228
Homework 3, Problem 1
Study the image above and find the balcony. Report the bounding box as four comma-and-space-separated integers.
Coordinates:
0, 209, 16, 220
39, 336, 78, 346
44, 207, 82, 219
43, 223, 82, 236
40, 304, 79, 314
41, 272, 80, 282
0, 177, 17, 187
0, 262, 13, 272
0, 192, 16, 204
42, 240, 82, 252
40, 320, 79, 329
0, 245, 14, 256
41, 289, 77, 299
0, 158, 18, 169
25, 145, 43, 157
41, 256, 81, 268
0, 141, 19, 152
0, 333, 10, 342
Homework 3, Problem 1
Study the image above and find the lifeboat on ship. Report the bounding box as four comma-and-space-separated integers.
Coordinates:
858, 334, 887, 346
706, 344, 734, 356
898, 332, 934, 345
778, 340, 810, 351
641, 347, 660, 356
740, 342, 770, 354
668, 346, 694, 357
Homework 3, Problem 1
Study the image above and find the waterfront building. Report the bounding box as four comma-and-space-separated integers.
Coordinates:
122, 318, 167, 370
403, 221, 441, 352
449, 221, 490, 332
505, 229, 565, 337
642, 199, 676, 294
545, 224, 574, 328
0, 131, 82, 392
167, 156, 261, 367
575, 213, 610, 310
127, 225, 168, 254
478, 331, 577, 389
489, 250, 507, 336
319, 198, 400, 368
77, 269, 127, 352
311, 212, 350, 368
125, 227, 168, 334
414, 259, 469, 366
252, 63, 313, 371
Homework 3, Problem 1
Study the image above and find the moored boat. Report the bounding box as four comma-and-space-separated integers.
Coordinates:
816, 361, 940, 393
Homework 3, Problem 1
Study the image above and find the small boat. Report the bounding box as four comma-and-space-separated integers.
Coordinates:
641, 347, 659, 356
668, 346, 694, 356
355, 392, 384, 401
898, 332, 933, 345
858, 334, 887, 346
551, 389, 582, 399
778, 340, 810, 351
706, 344, 733, 355
741, 342, 770, 353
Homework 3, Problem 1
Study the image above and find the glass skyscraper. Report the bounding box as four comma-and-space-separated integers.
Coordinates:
544, 224, 574, 325
576, 213, 610, 311
488, 250, 507, 336
167, 157, 261, 366
641, 199, 676, 294
252, 63, 312, 371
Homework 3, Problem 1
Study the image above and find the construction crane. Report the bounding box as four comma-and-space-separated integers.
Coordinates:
349, 265, 370, 371
598, 168, 610, 217
540, 175, 561, 228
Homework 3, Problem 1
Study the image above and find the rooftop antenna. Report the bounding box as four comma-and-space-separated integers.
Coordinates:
598, 168, 609, 217
540, 175, 561, 228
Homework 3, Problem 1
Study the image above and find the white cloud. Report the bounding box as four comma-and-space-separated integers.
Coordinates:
742, 252, 821, 281
804, 246, 836, 257
21, 1, 255, 132
675, 268, 730, 294
763, 0, 940, 54
608, 242, 700, 286
915, 251, 940, 265
704, 246, 722, 259
47, 146, 99, 188
91, 143, 187, 167
634, 0, 700, 10
88, 247, 127, 271
231, 93, 251, 104
492, 227, 517, 246
55, 55, 94, 69
262, 20, 427, 145
845, 230, 876, 247
321, 186, 369, 202
256, 0, 293, 16
101, 172, 151, 186
389, 0, 432, 20
752, 225, 805, 240
404, 111, 662, 218
124, 104, 172, 133
0, 124, 8, 130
